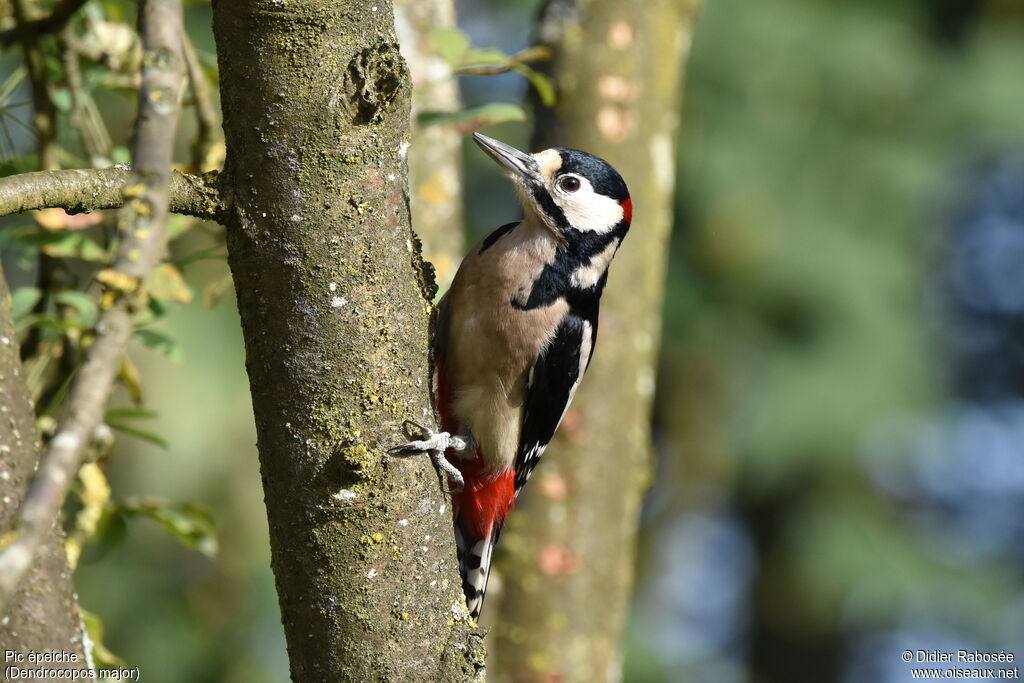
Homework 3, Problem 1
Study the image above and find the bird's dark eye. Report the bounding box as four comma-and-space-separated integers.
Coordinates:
559, 176, 581, 192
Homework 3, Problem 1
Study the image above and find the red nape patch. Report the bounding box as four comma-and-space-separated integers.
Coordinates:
620, 198, 633, 224
450, 452, 515, 541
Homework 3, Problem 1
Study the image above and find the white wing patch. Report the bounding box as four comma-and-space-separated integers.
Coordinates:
514, 442, 549, 492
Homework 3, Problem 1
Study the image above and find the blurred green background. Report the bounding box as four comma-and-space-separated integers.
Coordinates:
3, 0, 1024, 681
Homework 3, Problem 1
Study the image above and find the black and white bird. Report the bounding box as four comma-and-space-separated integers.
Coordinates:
390, 132, 632, 620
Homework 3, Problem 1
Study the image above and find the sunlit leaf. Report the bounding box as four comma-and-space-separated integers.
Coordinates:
418, 103, 527, 133
428, 26, 470, 67
133, 328, 184, 363
14, 230, 110, 261
81, 608, 128, 670
35, 207, 104, 231
121, 498, 218, 558
111, 146, 131, 164
202, 271, 234, 308
118, 356, 144, 405
53, 290, 99, 326
107, 421, 169, 449
516, 65, 556, 107
105, 407, 159, 421
461, 47, 511, 68
10, 286, 41, 319
80, 507, 128, 565
51, 87, 72, 112
148, 263, 193, 304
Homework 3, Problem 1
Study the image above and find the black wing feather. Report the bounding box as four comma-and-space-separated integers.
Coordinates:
514, 313, 589, 494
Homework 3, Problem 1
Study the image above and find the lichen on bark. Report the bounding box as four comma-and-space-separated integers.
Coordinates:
211, 1, 482, 680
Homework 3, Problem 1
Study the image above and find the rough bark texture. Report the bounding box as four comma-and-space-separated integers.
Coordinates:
0, 263, 87, 668
211, 2, 483, 680
394, 0, 465, 290
490, 1, 700, 681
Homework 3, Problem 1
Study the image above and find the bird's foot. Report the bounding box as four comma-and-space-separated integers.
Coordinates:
388, 419, 466, 494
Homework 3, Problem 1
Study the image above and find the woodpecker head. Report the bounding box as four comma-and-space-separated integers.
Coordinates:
472, 132, 631, 248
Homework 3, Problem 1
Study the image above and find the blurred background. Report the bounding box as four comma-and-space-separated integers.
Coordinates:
3, 0, 1024, 681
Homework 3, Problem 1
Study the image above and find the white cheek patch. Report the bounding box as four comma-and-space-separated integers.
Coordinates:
560, 178, 625, 234
570, 239, 620, 288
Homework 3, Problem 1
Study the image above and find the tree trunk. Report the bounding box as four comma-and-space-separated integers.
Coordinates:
490, 1, 701, 681
0, 263, 87, 669
210, 1, 483, 680
394, 0, 465, 290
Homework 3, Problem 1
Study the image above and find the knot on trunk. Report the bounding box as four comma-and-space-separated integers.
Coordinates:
343, 43, 404, 125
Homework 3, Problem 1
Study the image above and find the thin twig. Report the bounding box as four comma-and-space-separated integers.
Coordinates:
0, 167, 226, 220
59, 25, 113, 166
10, 0, 60, 170
0, 0, 89, 48
454, 45, 552, 76
181, 30, 220, 172
0, 0, 187, 618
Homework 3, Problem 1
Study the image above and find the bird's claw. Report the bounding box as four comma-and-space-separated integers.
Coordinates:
388, 420, 466, 494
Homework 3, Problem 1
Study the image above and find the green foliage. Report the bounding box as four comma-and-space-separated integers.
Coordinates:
426, 25, 555, 120
418, 102, 526, 131
106, 407, 170, 448
81, 609, 129, 670
642, 0, 1024, 674
131, 329, 184, 363
118, 498, 218, 559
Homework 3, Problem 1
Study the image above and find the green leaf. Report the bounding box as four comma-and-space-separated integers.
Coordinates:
107, 422, 169, 449
461, 47, 511, 68
81, 507, 128, 564
428, 26, 470, 67
105, 407, 159, 421
121, 499, 218, 558
51, 87, 72, 112
15, 230, 110, 262
418, 103, 527, 132
53, 290, 99, 326
10, 286, 41, 319
81, 608, 128, 670
148, 263, 193, 304
515, 65, 557, 107
111, 146, 131, 164
133, 328, 184, 363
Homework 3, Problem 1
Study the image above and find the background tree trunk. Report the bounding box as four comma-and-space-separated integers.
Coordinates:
394, 0, 465, 291
0, 262, 87, 668
489, 1, 701, 681
211, 1, 483, 680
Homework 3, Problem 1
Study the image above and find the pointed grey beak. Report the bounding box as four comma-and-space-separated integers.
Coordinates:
472, 132, 541, 184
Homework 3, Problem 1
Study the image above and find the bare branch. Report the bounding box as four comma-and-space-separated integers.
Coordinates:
453, 45, 551, 76
59, 25, 114, 166
0, 167, 226, 221
0, 0, 89, 48
10, 0, 60, 170
181, 30, 220, 172
0, 0, 186, 618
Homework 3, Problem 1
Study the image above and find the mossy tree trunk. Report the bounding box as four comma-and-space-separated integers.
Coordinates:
490, 1, 701, 681
211, 1, 482, 680
0, 263, 87, 668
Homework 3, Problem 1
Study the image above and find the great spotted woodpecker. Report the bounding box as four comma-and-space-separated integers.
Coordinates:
390, 132, 631, 620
